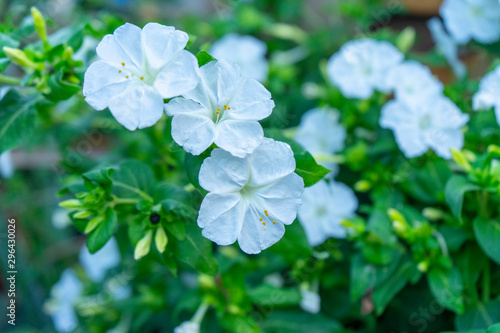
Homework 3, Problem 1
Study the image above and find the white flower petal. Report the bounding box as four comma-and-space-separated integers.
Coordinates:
142, 23, 189, 72
198, 193, 243, 245
248, 139, 296, 187
164, 97, 211, 117
238, 204, 285, 254
254, 173, 304, 225
0, 151, 14, 179
199, 149, 249, 192
96, 23, 142, 70
83, 60, 128, 110
79, 237, 120, 282
108, 85, 164, 131
227, 78, 274, 119
215, 120, 264, 157
154, 50, 199, 98
426, 128, 465, 159
171, 113, 215, 155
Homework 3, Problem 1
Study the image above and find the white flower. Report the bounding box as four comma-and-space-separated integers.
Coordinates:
300, 289, 321, 314
473, 65, 500, 126
165, 59, 274, 157
326, 38, 403, 99
210, 34, 269, 82
51, 208, 72, 229
298, 180, 358, 246
47, 269, 83, 332
427, 18, 467, 78
380, 96, 469, 159
386, 61, 444, 105
440, 0, 500, 44
83, 22, 199, 131
174, 321, 200, 333
79, 237, 120, 282
294, 107, 346, 173
197, 138, 304, 254
0, 151, 14, 179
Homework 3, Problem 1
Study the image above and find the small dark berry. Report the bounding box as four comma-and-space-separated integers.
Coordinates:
149, 213, 161, 224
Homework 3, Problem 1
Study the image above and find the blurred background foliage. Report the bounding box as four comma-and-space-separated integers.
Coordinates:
1, 0, 500, 332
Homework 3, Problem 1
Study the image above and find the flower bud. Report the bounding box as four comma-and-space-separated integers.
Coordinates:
388, 209, 410, 237
417, 260, 429, 272
422, 207, 445, 221
31, 7, 47, 42
487, 144, 500, 157
59, 199, 82, 209
73, 210, 92, 219
451, 148, 472, 172
3, 47, 41, 69
84, 216, 103, 234
396, 27, 416, 53
354, 180, 372, 192
155, 225, 168, 253
134, 230, 153, 260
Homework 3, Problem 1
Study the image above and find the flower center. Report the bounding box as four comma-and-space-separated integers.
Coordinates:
241, 189, 279, 231
419, 114, 432, 130
214, 101, 232, 123
116, 61, 155, 85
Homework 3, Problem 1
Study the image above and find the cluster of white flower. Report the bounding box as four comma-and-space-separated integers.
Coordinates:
473, 65, 500, 126
328, 38, 469, 160
83, 23, 304, 254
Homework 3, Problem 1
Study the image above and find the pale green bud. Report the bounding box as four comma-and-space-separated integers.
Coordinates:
451, 148, 472, 172
59, 199, 82, 209
84, 216, 103, 234
155, 225, 168, 253
354, 180, 372, 192
31, 7, 47, 42
73, 210, 92, 219
396, 27, 416, 53
3, 47, 41, 69
134, 230, 153, 260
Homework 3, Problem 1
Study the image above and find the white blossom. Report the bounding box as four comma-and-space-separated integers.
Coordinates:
380, 95, 469, 159
440, 0, 500, 44
165, 59, 274, 157
427, 18, 467, 78
210, 33, 269, 82
473, 65, 500, 126
295, 107, 345, 173
197, 138, 304, 254
83, 22, 199, 131
326, 38, 403, 99
79, 237, 120, 282
300, 289, 321, 314
0, 151, 14, 179
174, 321, 200, 333
47, 269, 83, 332
298, 180, 358, 246
386, 61, 444, 105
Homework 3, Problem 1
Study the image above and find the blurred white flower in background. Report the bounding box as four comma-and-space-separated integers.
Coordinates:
79, 237, 121, 282
327, 38, 403, 99
473, 65, 500, 126
46, 269, 83, 332
300, 289, 321, 314
83, 23, 199, 131
197, 138, 304, 254
174, 321, 200, 333
295, 107, 346, 174
380, 95, 469, 159
440, 0, 500, 44
210, 33, 269, 82
427, 18, 467, 78
298, 180, 358, 246
51, 208, 72, 229
386, 61, 443, 105
0, 151, 14, 179
73, 36, 99, 65
165, 59, 274, 157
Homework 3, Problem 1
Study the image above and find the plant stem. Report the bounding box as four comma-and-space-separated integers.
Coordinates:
483, 259, 491, 304
191, 300, 210, 325
113, 197, 139, 206
0, 74, 21, 85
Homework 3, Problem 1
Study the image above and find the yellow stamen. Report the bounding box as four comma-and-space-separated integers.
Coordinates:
272, 221, 276, 224
262, 222, 266, 225
126, 75, 129, 78
259, 218, 263, 221
121, 62, 125, 66
140, 76, 144, 80
118, 70, 122, 73
264, 210, 268, 216
227, 106, 231, 110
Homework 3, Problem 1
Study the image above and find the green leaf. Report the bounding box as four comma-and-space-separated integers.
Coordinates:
473, 218, 500, 265
172, 222, 218, 275
444, 175, 479, 220
265, 128, 330, 187
428, 267, 465, 314
154, 183, 197, 220
0, 33, 20, 57
0, 90, 41, 154
196, 50, 216, 66
488, 323, 500, 333
86, 207, 117, 254
0, 58, 10, 73
184, 150, 210, 191
350, 254, 376, 301
248, 284, 301, 306
456, 299, 500, 331
372, 257, 414, 315
262, 311, 342, 333
110, 160, 155, 200
45, 69, 81, 102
